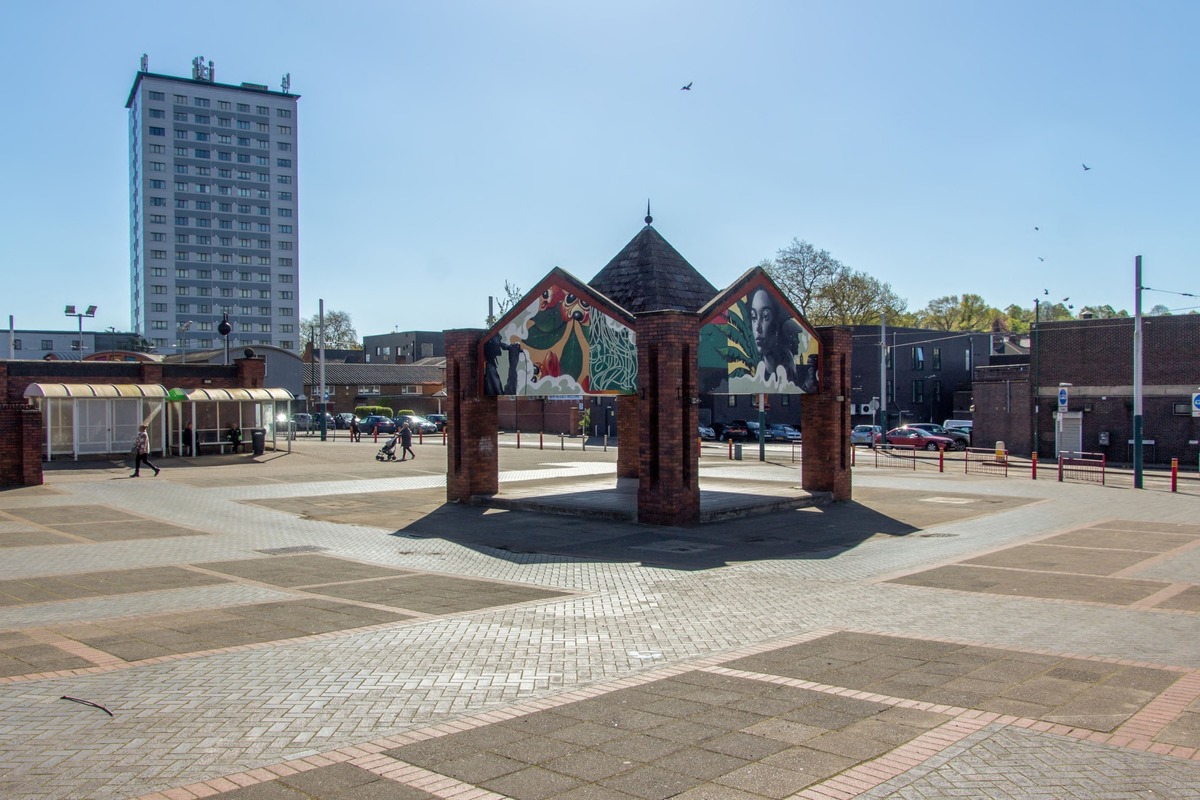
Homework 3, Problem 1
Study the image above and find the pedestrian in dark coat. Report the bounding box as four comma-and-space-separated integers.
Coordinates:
399, 421, 415, 461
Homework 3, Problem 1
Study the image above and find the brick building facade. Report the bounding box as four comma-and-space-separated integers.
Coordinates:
973, 315, 1200, 464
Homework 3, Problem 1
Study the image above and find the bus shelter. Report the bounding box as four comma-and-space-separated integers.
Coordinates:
169, 387, 294, 455
23, 383, 169, 461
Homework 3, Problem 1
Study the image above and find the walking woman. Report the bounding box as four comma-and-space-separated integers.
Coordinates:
132, 424, 160, 477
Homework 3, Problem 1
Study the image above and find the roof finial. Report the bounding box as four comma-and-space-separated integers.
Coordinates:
645, 199, 653, 226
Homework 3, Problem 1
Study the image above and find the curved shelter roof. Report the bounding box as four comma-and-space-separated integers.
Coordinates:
177, 387, 294, 402
588, 224, 718, 314
24, 383, 169, 399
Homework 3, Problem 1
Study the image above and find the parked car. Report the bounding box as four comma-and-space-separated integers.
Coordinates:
850, 424, 883, 447
426, 413, 448, 431
770, 423, 802, 442
943, 419, 974, 436
745, 421, 776, 442
334, 412, 356, 430
698, 424, 716, 440
874, 426, 955, 451
396, 414, 438, 434
718, 419, 750, 441
907, 422, 969, 449
290, 413, 314, 431
359, 415, 397, 435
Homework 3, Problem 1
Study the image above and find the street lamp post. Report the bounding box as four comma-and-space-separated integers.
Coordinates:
177, 320, 193, 362
64, 304, 97, 357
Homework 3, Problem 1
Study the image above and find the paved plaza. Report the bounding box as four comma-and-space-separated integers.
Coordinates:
0, 437, 1198, 799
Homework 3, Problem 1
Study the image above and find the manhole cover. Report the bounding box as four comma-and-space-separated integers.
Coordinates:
256, 545, 328, 555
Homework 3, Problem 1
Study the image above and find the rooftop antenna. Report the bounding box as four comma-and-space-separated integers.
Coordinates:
282, 72, 291, 93
645, 199, 652, 226
140, 53, 148, 72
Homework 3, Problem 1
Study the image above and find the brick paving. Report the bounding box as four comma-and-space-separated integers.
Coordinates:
0, 438, 1197, 799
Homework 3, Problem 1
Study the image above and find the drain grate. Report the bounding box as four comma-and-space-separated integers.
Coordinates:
255, 545, 328, 555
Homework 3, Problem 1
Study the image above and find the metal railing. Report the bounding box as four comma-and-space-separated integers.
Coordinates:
965, 446, 1009, 477
1059, 451, 1106, 485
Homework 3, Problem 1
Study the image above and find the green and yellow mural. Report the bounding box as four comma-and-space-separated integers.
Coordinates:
699, 283, 819, 395
483, 282, 637, 396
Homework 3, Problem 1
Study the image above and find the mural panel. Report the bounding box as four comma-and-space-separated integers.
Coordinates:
483, 284, 637, 396
699, 285, 819, 394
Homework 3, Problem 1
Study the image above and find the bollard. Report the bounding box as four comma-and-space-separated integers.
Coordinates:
539, 431, 544, 450
560, 434, 565, 450
995, 440, 1006, 463
850, 445, 855, 467
1172, 458, 1178, 493
373, 426, 379, 443
516, 430, 521, 449
1031, 451, 1037, 480
728, 439, 733, 460
442, 429, 447, 446
418, 429, 424, 445
938, 447, 944, 473
603, 435, 608, 452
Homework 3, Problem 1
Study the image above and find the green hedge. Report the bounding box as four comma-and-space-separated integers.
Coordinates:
354, 405, 393, 418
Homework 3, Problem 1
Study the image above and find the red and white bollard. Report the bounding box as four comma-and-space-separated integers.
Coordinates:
1171, 457, 1179, 493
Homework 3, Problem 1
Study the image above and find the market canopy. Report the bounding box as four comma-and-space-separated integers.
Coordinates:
24, 383, 169, 399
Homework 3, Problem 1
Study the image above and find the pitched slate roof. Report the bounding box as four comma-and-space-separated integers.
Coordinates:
588, 224, 718, 314
303, 363, 444, 385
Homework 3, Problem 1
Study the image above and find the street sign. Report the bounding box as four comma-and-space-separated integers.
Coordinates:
1192, 392, 1200, 418
1058, 386, 1069, 411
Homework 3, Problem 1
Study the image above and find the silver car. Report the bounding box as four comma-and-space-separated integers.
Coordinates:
850, 424, 883, 447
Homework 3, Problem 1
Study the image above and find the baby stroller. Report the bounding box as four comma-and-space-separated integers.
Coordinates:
376, 434, 400, 461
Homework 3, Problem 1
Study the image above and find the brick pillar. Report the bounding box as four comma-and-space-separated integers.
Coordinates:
616, 394, 639, 479
800, 327, 852, 500
0, 362, 9, 402
445, 329, 498, 502
635, 312, 700, 526
0, 403, 43, 487
234, 356, 266, 388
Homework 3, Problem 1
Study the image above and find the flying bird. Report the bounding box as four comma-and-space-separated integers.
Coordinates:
1082, 163, 1091, 171
1043, 289, 1049, 295
1034, 226, 1039, 231
1062, 297, 1069, 302
1038, 257, 1045, 262
681, 82, 692, 90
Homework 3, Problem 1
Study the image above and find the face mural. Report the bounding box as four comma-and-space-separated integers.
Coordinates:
483, 284, 638, 396
699, 285, 819, 394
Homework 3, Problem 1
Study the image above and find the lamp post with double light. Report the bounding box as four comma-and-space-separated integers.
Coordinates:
64, 304, 96, 356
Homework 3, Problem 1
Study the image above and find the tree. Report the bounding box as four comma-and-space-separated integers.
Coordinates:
917, 294, 1005, 331
300, 309, 361, 350
820, 270, 910, 326
763, 238, 910, 326
486, 281, 524, 326
1077, 305, 1128, 319
1147, 304, 1172, 316
762, 239, 843, 318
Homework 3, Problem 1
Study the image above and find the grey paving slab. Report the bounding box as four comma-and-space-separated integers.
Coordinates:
0, 442, 1196, 799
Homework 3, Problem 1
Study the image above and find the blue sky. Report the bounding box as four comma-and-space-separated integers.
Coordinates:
2, 1, 1198, 337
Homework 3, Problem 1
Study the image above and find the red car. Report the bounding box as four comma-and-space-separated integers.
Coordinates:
874, 426, 955, 451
